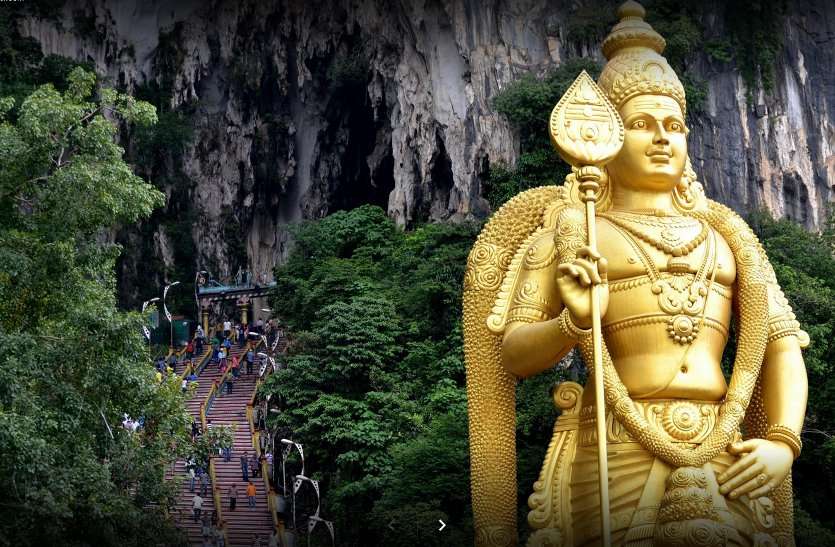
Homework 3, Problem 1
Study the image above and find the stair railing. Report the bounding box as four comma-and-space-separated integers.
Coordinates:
200, 378, 227, 546
246, 341, 285, 540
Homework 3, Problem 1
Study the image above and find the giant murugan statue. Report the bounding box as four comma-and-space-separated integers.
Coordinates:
463, 2, 809, 546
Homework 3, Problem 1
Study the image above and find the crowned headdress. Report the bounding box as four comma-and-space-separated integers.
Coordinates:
597, 1, 687, 116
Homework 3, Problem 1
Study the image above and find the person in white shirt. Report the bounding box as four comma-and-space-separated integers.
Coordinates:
192, 493, 204, 522
223, 319, 232, 339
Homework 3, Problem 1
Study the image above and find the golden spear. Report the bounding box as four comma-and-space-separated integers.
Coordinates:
548, 71, 624, 547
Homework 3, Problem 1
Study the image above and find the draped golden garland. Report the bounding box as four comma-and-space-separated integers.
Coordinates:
570, 199, 769, 468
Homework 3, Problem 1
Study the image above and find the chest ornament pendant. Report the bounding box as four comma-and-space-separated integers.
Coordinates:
604, 215, 717, 345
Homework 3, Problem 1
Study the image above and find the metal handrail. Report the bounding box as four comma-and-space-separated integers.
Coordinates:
200, 378, 227, 545
246, 341, 285, 540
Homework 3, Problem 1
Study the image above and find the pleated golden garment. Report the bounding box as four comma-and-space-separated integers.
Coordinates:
569, 401, 779, 547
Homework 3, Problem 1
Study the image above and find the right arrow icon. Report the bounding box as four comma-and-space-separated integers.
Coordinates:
438, 519, 446, 532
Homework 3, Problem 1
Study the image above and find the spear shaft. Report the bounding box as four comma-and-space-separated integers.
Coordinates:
579, 170, 611, 547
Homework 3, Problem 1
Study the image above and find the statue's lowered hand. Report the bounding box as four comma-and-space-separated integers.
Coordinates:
717, 439, 794, 500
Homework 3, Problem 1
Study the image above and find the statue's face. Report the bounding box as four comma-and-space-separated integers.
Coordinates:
607, 94, 687, 192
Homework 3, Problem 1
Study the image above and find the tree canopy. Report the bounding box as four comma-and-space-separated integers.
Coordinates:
264, 206, 477, 546
0, 67, 189, 546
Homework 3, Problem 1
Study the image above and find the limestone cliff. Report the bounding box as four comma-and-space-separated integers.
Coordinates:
14, 0, 834, 306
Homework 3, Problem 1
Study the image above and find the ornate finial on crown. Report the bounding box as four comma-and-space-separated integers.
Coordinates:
602, 1, 666, 59
597, 1, 687, 115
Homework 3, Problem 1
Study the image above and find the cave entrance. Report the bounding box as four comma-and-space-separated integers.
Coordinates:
328, 93, 394, 213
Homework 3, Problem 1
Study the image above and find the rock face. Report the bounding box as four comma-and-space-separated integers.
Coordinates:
16, 0, 835, 306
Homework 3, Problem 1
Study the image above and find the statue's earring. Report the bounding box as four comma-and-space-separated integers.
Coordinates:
673, 180, 696, 211
673, 157, 698, 212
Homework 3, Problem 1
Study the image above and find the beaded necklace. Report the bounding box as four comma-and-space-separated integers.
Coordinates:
601, 211, 708, 257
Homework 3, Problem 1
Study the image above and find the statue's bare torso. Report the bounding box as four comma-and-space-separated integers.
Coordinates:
594, 216, 736, 402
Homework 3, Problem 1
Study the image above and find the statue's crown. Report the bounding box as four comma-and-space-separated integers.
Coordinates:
597, 1, 687, 115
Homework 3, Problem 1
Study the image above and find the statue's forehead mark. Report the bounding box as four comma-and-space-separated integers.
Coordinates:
631, 98, 682, 114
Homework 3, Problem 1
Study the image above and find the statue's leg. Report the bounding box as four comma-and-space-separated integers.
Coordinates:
621, 457, 672, 546
570, 443, 655, 546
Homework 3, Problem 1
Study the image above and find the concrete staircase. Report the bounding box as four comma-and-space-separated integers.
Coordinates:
170, 347, 221, 544
208, 347, 274, 546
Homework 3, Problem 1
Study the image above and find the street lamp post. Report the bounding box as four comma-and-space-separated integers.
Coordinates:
256, 352, 275, 377
195, 270, 210, 318
163, 281, 181, 350
280, 438, 306, 530
142, 297, 160, 362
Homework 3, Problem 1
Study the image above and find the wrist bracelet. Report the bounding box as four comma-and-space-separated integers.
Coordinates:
558, 308, 592, 340
766, 424, 802, 459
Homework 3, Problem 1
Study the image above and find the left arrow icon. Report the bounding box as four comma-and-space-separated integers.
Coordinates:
438, 519, 446, 532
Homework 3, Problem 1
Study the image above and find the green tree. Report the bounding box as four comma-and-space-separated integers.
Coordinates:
486, 58, 601, 209
748, 211, 835, 535
264, 206, 477, 546
0, 68, 189, 546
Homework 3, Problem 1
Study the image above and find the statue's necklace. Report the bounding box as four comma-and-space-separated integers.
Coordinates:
600, 212, 708, 257
605, 218, 716, 344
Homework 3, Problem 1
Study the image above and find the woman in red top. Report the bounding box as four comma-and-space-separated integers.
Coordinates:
232, 354, 241, 378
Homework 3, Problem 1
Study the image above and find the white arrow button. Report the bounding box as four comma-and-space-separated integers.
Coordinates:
438, 519, 446, 532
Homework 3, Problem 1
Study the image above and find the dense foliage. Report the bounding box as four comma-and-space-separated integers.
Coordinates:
264, 206, 477, 546
0, 67, 190, 545
748, 211, 835, 542
485, 58, 601, 209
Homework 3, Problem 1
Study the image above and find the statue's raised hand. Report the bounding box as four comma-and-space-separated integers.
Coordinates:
717, 439, 794, 500
556, 246, 609, 329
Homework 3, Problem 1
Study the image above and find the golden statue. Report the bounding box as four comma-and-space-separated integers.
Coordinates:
463, 2, 809, 546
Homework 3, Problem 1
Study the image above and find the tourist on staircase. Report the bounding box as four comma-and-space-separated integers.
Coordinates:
188, 465, 196, 493
249, 453, 259, 479
200, 467, 210, 496
218, 347, 227, 372
246, 481, 257, 508
191, 492, 204, 523
246, 347, 255, 375
215, 521, 227, 547
227, 484, 238, 512
196, 324, 205, 354
224, 371, 235, 395
232, 354, 242, 379
240, 451, 249, 482
221, 434, 232, 463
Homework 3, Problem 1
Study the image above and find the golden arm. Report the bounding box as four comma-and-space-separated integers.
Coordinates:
760, 335, 808, 436
717, 275, 808, 499
502, 318, 576, 378
500, 242, 607, 379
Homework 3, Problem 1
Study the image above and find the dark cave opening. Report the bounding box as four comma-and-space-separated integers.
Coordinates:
328, 93, 394, 212
426, 128, 454, 219
782, 172, 810, 226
